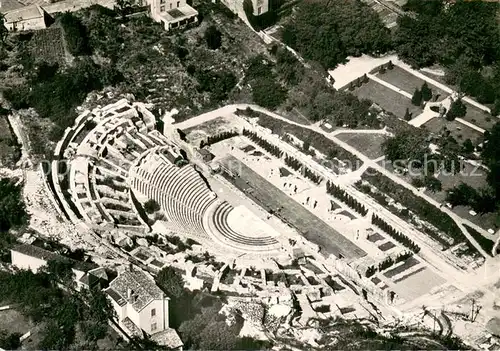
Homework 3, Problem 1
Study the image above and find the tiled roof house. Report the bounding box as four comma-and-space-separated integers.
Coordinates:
104, 266, 183, 350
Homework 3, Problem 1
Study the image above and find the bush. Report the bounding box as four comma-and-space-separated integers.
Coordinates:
0, 178, 28, 232
251, 77, 287, 109
446, 98, 467, 121
196, 70, 237, 102
281, 0, 390, 69
144, 199, 161, 214
59, 12, 91, 56
205, 25, 222, 50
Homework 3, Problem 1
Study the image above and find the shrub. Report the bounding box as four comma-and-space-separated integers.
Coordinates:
59, 12, 90, 56
205, 25, 222, 50
144, 199, 161, 214
251, 77, 287, 109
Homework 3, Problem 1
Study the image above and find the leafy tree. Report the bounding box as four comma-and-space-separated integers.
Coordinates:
205, 25, 222, 50
411, 88, 422, 106
482, 122, 500, 198
44, 258, 75, 286
423, 176, 442, 193
80, 289, 116, 344
144, 199, 161, 214
492, 99, 500, 117
446, 98, 467, 121
251, 77, 287, 109
0, 13, 9, 48
275, 47, 304, 86
59, 12, 91, 56
0, 178, 27, 232
462, 138, 474, 153
195, 70, 237, 102
156, 266, 185, 299
115, 0, 134, 19
0, 330, 21, 350
383, 129, 429, 165
421, 82, 432, 101
395, 0, 500, 68
404, 107, 411, 121
281, 0, 391, 69
446, 183, 478, 207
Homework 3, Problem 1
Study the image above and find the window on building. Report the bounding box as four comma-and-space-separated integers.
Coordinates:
170, 3, 172, 9
151, 323, 157, 331
177, 1, 180, 7
257, 6, 262, 15
151, 308, 156, 317
160, 5, 165, 11
160, 0, 165, 3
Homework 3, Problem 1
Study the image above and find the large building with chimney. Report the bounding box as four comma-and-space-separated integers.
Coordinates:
104, 267, 183, 350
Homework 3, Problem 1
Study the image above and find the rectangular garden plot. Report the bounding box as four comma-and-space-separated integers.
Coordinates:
461, 103, 497, 131
353, 79, 422, 119
375, 66, 448, 101
378, 241, 396, 251
383, 256, 420, 278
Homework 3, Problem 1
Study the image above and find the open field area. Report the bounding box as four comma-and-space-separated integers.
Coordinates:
0, 308, 41, 348
423, 117, 483, 143
0, 116, 21, 167
335, 132, 387, 159
375, 66, 448, 101
391, 267, 445, 300
353, 79, 422, 119
276, 107, 312, 126
436, 163, 489, 191
461, 104, 497, 131
219, 155, 367, 260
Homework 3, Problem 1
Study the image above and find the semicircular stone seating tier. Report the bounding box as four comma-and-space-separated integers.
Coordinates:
131, 160, 217, 239
130, 156, 280, 251
208, 201, 279, 249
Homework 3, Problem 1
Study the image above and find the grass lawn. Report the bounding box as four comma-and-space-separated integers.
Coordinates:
436, 162, 488, 190
335, 132, 388, 159
376, 66, 449, 102
277, 107, 312, 126
429, 163, 496, 230
423, 117, 484, 144
453, 206, 498, 231
425, 162, 487, 203
353, 79, 422, 119
461, 103, 498, 131
0, 308, 41, 348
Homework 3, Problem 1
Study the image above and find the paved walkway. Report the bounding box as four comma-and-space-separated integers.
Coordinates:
409, 97, 451, 127
455, 118, 485, 133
